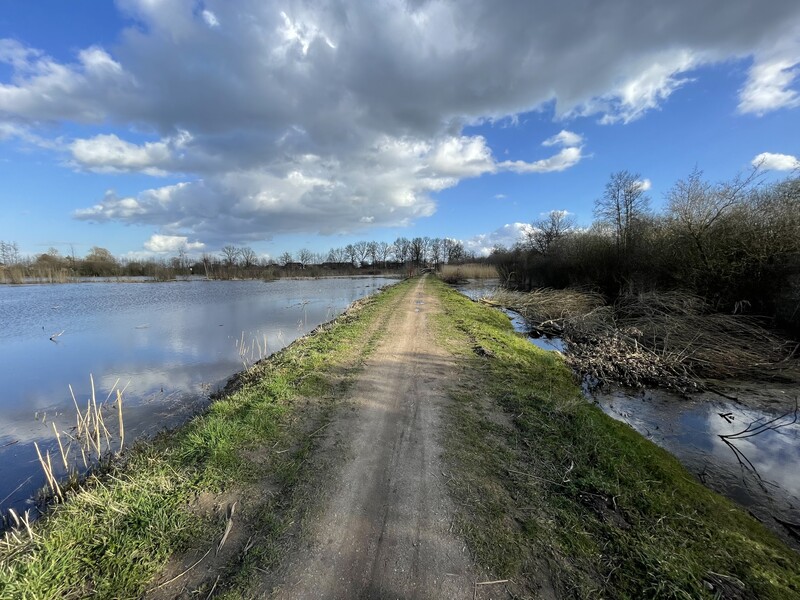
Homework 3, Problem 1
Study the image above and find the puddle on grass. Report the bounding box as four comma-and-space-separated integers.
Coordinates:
453, 279, 800, 550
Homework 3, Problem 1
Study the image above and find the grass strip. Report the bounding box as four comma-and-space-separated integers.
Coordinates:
0, 279, 410, 600
429, 277, 799, 599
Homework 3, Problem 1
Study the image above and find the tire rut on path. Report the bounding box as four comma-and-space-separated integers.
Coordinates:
268, 277, 476, 599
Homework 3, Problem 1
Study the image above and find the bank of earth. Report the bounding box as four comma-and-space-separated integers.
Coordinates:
1, 276, 798, 599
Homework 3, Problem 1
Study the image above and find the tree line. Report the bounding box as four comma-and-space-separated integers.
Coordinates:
0, 236, 471, 282
490, 168, 800, 332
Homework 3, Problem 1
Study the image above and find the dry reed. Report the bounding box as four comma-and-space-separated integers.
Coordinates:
31, 376, 128, 505
490, 288, 796, 391
439, 263, 498, 283
235, 331, 271, 370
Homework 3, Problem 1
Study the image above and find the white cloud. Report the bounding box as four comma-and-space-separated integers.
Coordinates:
752, 151, 800, 170
542, 130, 583, 147
70, 134, 172, 175
739, 59, 800, 115
500, 147, 585, 174
72, 132, 584, 241
201, 10, 220, 28
1, 1, 799, 244
494, 193, 507, 200
143, 234, 205, 253
637, 178, 652, 191
463, 223, 533, 257
739, 31, 800, 115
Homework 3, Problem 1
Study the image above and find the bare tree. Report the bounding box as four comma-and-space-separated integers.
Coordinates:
409, 237, 429, 266
393, 237, 411, 264
0, 241, 20, 265
526, 210, 576, 255
353, 241, 370, 266
375, 241, 392, 266
220, 245, 240, 267
344, 244, 357, 266
666, 167, 761, 270
366, 241, 379, 265
327, 247, 346, 263
297, 248, 314, 267
443, 238, 465, 264
239, 246, 258, 268
278, 251, 293, 266
201, 253, 213, 278
595, 170, 651, 256
177, 244, 189, 271
429, 237, 443, 268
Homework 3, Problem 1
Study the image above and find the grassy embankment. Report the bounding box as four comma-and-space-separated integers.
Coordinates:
428, 277, 799, 599
0, 280, 410, 599
2, 276, 798, 599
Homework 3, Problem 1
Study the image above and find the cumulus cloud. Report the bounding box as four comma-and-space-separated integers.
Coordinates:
73, 132, 583, 240
70, 134, 171, 175
1, 1, 799, 243
143, 234, 205, 253
752, 152, 800, 170
463, 223, 533, 257
637, 178, 653, 191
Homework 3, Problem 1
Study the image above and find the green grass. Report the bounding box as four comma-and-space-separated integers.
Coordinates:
0, 279, 410, 600
428, 277, 800, 599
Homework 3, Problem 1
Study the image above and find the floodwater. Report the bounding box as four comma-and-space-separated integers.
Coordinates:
0, 277, 396, 517
591, 386, 800, 550
454, 280, 800, 550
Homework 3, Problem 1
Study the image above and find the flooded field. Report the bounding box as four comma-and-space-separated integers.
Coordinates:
0, 277, 396, 517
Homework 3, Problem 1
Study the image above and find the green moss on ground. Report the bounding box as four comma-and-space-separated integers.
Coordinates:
429, 277, 799, 600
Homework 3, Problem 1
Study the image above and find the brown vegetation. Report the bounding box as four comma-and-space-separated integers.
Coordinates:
438, 262, 498, 283
490, 288, 796, 391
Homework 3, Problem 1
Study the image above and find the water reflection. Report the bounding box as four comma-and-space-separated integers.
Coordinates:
0, 277, 395, 516
593, 388, 800, 549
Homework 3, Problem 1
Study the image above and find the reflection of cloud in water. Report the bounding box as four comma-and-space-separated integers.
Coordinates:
593, 389, 800, 549
704, 405, 800, 498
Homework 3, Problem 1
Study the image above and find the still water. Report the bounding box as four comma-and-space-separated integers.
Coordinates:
0, 277, 396, 516
455, 280, 800, 550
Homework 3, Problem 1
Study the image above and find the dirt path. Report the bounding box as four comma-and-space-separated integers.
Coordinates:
268, 277, 476, 599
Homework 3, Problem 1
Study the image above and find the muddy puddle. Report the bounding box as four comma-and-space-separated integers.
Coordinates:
454, 280, 800, 550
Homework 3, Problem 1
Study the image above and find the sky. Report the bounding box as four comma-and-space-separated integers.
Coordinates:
1, 0, 799, 261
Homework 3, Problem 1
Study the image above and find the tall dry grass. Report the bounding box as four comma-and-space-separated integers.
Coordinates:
32, 376, 128, 504
491, 288, 795, 390
439, 263, 497, 283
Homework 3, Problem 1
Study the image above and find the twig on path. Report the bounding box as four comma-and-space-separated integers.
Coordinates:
148, 549, 210, 591
205, 575, 220, 599
474, 579, 511, 599
217, 502, 237, 554
309, 422, 331, 437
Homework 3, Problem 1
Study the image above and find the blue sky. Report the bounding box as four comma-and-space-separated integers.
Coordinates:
1, 1, 799, 261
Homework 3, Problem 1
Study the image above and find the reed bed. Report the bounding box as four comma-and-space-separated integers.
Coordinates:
490, 288, 795, 391
438, 263, 497, 283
